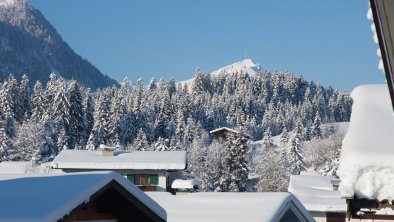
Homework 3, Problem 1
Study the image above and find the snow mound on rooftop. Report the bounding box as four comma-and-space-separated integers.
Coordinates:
338, 84, 394, 200
288, 173, 346, 212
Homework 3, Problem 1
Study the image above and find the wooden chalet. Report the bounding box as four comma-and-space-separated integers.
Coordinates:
0, 171, 166, 222
52, 149, 187, 192
209, 127, 253, 141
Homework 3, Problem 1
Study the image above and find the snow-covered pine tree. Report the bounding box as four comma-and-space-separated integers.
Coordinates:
0, 125, 12, 161
262, 127, 274, 149
16, 74, 32, 122
254, 144, 289, 192
86, 91, 111, 150
83, 91, 94, 146
31, 81, 47, 123
67, 80, 85, 149
280, 127, 289, 144
215, 134, 249, 192
286, 132, 306, 175
133, 128, 148, 151
107, 90, 126, 146
187, 133, 213, 191
52, 80, 71, 150
312, 111, 322, 140
0, 76, 16, 138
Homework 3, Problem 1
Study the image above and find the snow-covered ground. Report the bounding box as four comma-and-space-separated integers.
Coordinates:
338, 84, 394, 200
253, 122, 349, 147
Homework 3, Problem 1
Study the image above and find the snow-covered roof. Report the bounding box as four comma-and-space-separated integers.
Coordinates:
52, 150, 187, 170
338, 84, 394, 200
209, 127, 240, 135
209, 127, 253, 139
171, 179, 200, 189
0, 161, 31, 174
288, 172, 347, 212
0, 171, 166, 222
147, 192, 314, 222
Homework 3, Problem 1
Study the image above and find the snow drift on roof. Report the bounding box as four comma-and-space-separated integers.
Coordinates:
338, 84, 394, 200
288, 173, 346, 212
171, 179, 200, 189
0, 161, 31, 174
0, 171, 166, 222
53, 150, 187, 170
147, 192, 314, 222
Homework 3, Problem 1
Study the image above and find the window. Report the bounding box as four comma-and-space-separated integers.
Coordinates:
135, 174, 159, 186
127, 174, 135, 183
279, 209, 301, 222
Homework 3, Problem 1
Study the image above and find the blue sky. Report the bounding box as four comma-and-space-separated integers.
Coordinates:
28, 0, 385, 91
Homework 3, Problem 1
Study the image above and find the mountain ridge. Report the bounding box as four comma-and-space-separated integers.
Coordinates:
0, 0, 118, 89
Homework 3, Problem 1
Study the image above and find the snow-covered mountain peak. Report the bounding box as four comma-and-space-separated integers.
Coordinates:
210, 58, 262, 76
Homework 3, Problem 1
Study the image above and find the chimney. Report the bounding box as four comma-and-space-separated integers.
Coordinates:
99, 144, 116, 157
331, 179, 341, 191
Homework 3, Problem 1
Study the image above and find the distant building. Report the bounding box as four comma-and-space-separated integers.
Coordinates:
209, 127, 253, 141
288, 171, 346, 222
0, 171, 166, 222
147, 192, 314, 222
52, 149, 187, 192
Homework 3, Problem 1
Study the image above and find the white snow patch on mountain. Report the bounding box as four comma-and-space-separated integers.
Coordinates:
178, 59, 262, 87
210, 58, 261, 77
0, 0, 17, 7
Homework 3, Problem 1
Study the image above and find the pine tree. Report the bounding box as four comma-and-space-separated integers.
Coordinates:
83, 91, 94, 146
312, 111, 322, 140
133, 128, 148, 151
254, 144, 289, 192
0, 126, 12, 161
286, 132, 306, 175
280, 127, 289, 144
31, 81, 47, 123
0, 75, 17, 138
67, 80, 85, 148
262, 127, 274, 149
215, 134, 249, 192
16, 74, 32, 122
87, 91, 111, 150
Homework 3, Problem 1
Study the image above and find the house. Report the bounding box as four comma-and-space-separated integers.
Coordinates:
0, 171, 166, 222
147, 192, 315, 222
209, 127, 253, 141
52, 149, 187, 192
288, 171, 347, 222
337, 85, 394, 220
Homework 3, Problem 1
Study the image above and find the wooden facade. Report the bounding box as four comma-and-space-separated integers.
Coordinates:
63, 180, 166, 222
